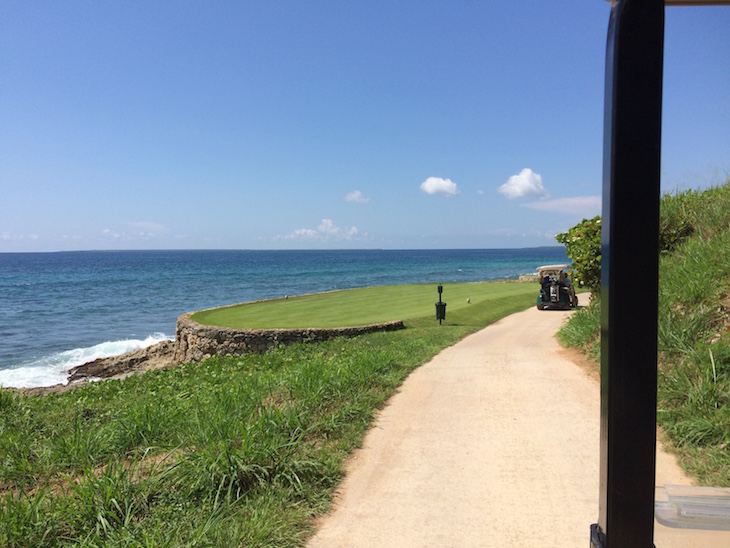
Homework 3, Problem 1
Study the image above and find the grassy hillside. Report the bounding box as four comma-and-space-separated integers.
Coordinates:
558, 181, 730, 485
0, 281, 537, 546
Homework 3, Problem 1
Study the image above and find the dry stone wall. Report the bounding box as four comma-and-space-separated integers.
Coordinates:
173, 313, 405, 365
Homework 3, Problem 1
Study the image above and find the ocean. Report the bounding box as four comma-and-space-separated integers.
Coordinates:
0, 248, 568, 388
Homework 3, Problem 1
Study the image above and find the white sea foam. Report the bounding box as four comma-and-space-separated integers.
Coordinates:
0, 333, 172, 389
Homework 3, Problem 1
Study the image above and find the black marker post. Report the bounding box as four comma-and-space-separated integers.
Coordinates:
435, 284, 446, 325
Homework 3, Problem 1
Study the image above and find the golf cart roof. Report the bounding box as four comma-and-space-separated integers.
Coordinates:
536, 264, 570, 273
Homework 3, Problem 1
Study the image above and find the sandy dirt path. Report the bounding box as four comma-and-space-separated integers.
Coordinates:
308, 295, 729, 547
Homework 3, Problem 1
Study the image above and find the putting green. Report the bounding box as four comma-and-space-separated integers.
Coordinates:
190, 282, 538, 329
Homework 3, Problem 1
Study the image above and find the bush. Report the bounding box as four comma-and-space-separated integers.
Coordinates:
555, 216, 602, 292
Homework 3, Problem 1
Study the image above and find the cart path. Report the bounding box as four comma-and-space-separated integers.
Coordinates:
307, 295, 729, 547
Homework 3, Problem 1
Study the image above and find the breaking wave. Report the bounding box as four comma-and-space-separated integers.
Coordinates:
0, 333, 172, 389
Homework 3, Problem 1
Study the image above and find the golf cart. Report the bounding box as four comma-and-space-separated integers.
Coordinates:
536, 264, 577, 310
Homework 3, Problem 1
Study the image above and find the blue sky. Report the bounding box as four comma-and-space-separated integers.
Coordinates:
2, 1, 729, 252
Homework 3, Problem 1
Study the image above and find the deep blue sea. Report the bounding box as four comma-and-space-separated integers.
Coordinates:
0, 248, 568, 388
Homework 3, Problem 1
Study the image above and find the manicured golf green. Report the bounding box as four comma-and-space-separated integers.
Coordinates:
190, 281, 538, 328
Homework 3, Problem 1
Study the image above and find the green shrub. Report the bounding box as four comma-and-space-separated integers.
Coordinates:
555, 215, 602, 292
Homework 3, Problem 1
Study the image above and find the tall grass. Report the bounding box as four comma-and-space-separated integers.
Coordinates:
1, 283, 536, 546
555, 294, 601, 363
558, 181, 730, 486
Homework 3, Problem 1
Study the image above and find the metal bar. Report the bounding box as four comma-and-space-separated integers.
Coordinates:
604, 2, 730, 7
592, 1, 664, 547
665, 1, 730, 5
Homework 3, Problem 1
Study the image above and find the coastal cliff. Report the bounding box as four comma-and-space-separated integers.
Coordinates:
174, 313, 404, 365
48, 315, 406, 392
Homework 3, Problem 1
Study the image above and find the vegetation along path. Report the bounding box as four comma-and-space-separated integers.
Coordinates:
308, 294, 729, 548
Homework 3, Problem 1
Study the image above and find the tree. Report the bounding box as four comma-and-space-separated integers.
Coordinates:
555, 216, 601, 293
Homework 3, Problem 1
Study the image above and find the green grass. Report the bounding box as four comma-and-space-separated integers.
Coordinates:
558, 181, 730, 486
555, 294, 601, 363
191, 282, 537, 329
1, 280, 537, 547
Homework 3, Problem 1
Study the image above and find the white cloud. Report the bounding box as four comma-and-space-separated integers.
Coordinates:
0, 232, 39, 241
99, 222, 169, 242
498, 168, 549, 199
420, 177, 460, 196
290, 228, 319, 239
344, 190, 370, 204
524, 196, 602, 217
282, 219, 359, 241
127, 221, 168, 240
318, 219, 340, 236
101, 228, 121, 238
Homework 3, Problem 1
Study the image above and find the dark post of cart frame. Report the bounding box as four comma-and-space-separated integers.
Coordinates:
591, 0, 664, 546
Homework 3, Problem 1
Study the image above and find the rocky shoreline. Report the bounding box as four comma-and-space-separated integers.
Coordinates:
67, 340, 176, 382
11, 318, 405, 397
12, 340, 177, 396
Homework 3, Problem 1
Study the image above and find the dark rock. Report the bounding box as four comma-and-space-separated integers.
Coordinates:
67, 340, 175, 382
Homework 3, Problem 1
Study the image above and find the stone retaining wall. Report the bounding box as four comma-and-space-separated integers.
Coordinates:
173, 313, 405, 365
